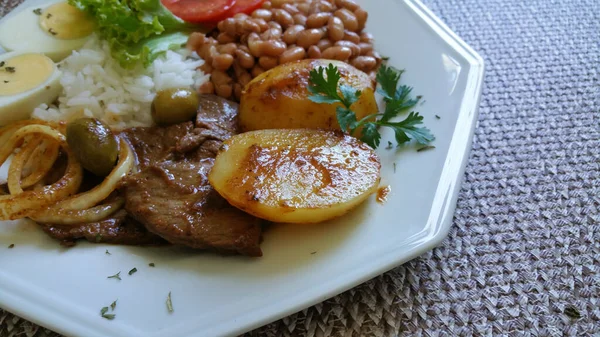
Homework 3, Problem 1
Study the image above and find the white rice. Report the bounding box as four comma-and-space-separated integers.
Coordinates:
33, 35, 209, 129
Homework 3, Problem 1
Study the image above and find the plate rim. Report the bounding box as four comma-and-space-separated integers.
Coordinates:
0, 0, 485, 336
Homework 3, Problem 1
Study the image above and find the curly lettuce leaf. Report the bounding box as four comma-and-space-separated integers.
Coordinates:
69, 0, 196, 68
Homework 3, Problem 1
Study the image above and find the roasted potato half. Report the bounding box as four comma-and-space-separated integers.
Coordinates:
209, 129, 381, 224
239, 59, 377, 131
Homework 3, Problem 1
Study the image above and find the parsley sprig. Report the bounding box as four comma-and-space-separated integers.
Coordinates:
308, 64, 435, 149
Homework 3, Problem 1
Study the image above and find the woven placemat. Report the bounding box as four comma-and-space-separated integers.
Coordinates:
1, 0, 599, 336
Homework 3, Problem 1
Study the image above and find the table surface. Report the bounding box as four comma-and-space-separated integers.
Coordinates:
1, 0, 599, 336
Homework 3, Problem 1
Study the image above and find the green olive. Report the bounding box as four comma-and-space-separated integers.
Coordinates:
151, 88, 199, 125
66, 118, 118, 177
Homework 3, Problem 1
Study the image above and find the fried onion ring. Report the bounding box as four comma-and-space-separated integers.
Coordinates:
0, 124, 83, 220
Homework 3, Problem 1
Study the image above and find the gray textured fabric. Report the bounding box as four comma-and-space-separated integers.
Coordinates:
1, 0, 599, 336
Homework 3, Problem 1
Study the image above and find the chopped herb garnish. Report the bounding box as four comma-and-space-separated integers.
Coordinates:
0, 61, 4, 67
33, 8, 42, 15
565, 306, 581, 319
417, 145, 436, 152
393, 162, 397, 173
149, 263, 155, 267
166, 292, 173, 313
385, 141, 393, 150
128, 267, 137, 275
381, 56, 390, 61
100, 306, 115, 320
3, 81, 8, 84
8, 244, 14, 249
45, 86, 51, 90
48, 28, 57, 36
46, 13, 52, 18
107, 272, 121, 280
5, 67, 15, 73
99, 100, 105, 108
110, 300, 117, 311
105, 249, 111, 255
308, 64, 434, 149
435, 115, 441, 119
310, 251, 317, 255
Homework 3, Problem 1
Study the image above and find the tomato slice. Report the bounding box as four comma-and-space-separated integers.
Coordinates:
208, 0, 266, 23
161, 0, 237, 23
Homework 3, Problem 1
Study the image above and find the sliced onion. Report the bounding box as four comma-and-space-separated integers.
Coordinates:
0, 124, 83, 220
7, 137, 42, 195
32, 198, 125, 225
49, 136, 134, 211
21, 139, 60, 188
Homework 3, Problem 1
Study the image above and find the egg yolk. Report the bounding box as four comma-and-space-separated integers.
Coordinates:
39, 2, 95, 40
0, 54, 54, 96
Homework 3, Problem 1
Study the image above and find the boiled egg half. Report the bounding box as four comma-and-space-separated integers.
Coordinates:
0, 51, 61, 125
0, 1, 95, 61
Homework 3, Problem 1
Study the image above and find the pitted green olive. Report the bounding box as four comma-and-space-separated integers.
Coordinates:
151, 88, 199, 125
66, 118, 118, 177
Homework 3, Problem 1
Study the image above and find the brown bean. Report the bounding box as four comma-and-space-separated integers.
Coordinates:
334, 9, 358, 32
335, 40, 360, 57
212, 53, 234, 71
198, 81, 215, 95
358, 42, 373, 55
296, 28, 325, 48
247, 33, 263, 57
268, 21, 283, 31
293, 13, 307, 25
211, 70, 232, 85
354, 8, 368, 31
233, 13, 249, 21
215, 84, 233, 98
199, 62, 213, 74
360, 32, 374, 43
259, 56, 279, 70
217, 43, 237, 55
309, 1, 335, 14
322, 46, 352, 61
307, 45, 321, 58
262, 40, 287, 56
351, 56, 377, 71
217, 33, 236, 44
280, 25, 302, 44
261, 27, 283, 40
186, 32, 205, 50
218, 18, 236, 36
251, 65, 265, 77
317, 39, 333, 51
234, 83, 243, 100
270, 0, 290, 7
306, 12, 332, 28
252, 9, 273, 21
238, 72, 252, 87
242, 20, 261, 34
236, 49, 255, 69
253, 18, 269, 32
297, 2, 310, 14
335, 0, 359, 11
343, 30, 360, 44
273, 9, 294, 28
262, 1, 272, 9
279, 46, 306, 64
281, 3, 300, 14
327, 16, 344, 41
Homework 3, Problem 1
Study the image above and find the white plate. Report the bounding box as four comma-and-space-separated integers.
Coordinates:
0, 0, 484, 336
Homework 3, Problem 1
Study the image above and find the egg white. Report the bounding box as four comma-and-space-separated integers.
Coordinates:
0, 51, 62, 125
0, 1, 92, 62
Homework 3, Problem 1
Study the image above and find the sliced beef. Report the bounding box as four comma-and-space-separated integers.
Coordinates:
41, 210, 166, 247
123, 95, 263, 256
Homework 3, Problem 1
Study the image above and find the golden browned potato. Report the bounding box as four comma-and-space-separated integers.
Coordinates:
209, 129, 381, 224
239, 59, 377, 131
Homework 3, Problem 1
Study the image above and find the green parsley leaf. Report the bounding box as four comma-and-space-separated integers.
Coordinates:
336, 107, 357, 133
339, 85, 361, 107
128, 268, 137, 276
376, 65, 401, 100
360, 123, 381, 149
308, 64, 343, 104
110, 300, 117, 311
107, 272, 121, 280
166, 292, 173, 313
381, 112, 435, 145
149, 263, 155, 267
100, 306, 115, 320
